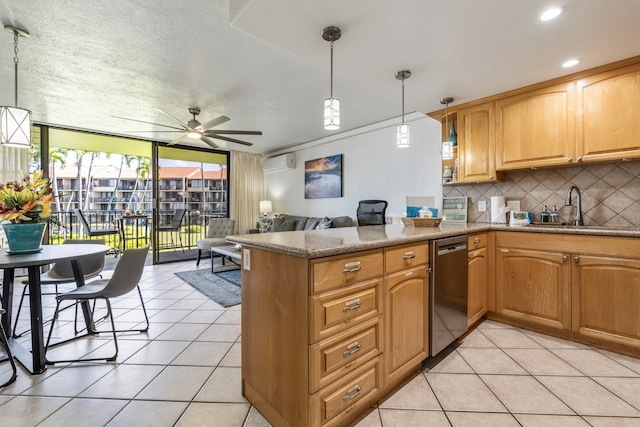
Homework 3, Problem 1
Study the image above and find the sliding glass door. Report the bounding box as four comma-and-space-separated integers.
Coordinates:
153, 145, 229, 264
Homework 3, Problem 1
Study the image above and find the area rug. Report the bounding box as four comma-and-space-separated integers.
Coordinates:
175, 265, 241, 308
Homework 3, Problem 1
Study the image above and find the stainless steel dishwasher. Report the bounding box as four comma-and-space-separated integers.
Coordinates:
430, 235, 468, 356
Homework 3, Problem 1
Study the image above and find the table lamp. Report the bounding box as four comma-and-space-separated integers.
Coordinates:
260, 200, 273, 218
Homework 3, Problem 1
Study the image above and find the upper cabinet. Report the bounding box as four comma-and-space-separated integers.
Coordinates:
496, 82, 575, 170
458, 102, 503, 182
576, 62, 640, 163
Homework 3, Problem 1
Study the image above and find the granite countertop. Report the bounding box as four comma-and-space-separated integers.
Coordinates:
226, 222, 640, 259
227, 223, 640, 258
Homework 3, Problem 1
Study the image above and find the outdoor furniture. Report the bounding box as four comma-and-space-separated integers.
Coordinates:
210, 245, 241, 271
0, 307, 18, 387
74, 209, 120, 254
117, 214, 150, 250
45, 246, 149, 364
157, 209, 186, 252
196, 218, 235, 266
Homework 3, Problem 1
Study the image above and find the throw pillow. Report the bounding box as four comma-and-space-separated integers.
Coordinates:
271, 217, 296, 232
304, 218, 320, 230
315, 217, 332, 229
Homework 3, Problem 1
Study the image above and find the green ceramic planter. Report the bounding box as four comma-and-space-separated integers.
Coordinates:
2, 222, 46, 254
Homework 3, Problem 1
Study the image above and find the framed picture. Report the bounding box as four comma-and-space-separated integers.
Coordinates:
304, 154, 343, 199
442, 197, 468, 222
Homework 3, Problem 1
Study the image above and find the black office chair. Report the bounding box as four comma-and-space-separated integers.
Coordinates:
45, 246, 150, 364
74, 209, 120, 254
357, 200, 388, 226
0, 307, 18, 387
157, 209, 186, 252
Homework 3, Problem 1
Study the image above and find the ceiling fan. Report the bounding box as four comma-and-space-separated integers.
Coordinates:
114, 107, 262, 148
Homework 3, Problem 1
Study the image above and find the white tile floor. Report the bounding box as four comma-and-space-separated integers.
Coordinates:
1, 260, 640, 426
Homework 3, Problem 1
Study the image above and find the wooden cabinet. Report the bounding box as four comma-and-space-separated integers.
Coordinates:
383, 242, 429, 387
576, 62, 640, 163
458, 102, 503, 183
572, 255, 640, 349
496, 82, 575, 170
467, 233, 488, 326
495, 246, 571, 330
494, 231, 640, 351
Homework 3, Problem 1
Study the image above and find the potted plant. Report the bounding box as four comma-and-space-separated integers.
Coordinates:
0, 170, 53, 253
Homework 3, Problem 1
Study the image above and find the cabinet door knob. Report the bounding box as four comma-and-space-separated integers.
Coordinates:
562, 255, 568, 262
489, 176, 494, 179
574, 256, 580, 262
567, 157, 573, 162
577, 156, 583, 162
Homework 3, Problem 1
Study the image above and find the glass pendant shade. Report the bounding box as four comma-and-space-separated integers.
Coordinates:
396, 124, 410, 148
0, 106, 31, 148
442, 140, 454, 160
447, 120, 457, 146
324, 98, 340, 130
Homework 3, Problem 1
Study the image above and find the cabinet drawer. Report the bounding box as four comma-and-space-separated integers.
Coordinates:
311, 278, 382, 343
468, 233, 487, 250
310, 317, 382, 393
310, 356, 382, 427
384, 243, 428, 274
312, 250, 383, 294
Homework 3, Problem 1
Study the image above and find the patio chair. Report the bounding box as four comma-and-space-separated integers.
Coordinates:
74, 209, 120, 254
196, 218, 236, 266
45, 246, 149, 364
157, 209, 186, 252
12, 239, 106, 338
0, 307, 18, 387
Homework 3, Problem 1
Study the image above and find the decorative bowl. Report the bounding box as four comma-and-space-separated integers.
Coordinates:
401, 217, 443, 227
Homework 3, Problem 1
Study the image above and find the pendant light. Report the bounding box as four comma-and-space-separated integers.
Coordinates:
322, 26, 341, 130
395, 70, 411, 148
441, 97, 454, 160
1, 25, 32, 149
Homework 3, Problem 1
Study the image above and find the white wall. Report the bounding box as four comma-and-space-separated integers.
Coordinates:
265, 114, 442, 222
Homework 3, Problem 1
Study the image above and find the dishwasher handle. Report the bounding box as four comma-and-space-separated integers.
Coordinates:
436, 242, 467, 256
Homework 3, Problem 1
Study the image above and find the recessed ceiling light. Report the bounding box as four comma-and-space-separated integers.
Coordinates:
562, 59, 580, 68
540, 7, 563, 21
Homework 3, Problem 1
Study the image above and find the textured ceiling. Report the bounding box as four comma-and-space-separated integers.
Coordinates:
1, 0, 640, 154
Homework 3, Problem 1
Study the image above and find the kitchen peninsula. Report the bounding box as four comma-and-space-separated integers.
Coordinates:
228, 223, 640, 427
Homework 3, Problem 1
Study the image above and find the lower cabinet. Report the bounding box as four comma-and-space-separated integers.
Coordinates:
468, 233, 488, 326
495, 247, 571, 330
572, 255, 640, 349
384, 266, 428, 387
494, 232, 640, 350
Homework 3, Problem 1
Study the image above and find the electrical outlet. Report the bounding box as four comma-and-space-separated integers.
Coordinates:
478, 200, 487, 212
243, 248, 251, 270
507, 200, 521, 211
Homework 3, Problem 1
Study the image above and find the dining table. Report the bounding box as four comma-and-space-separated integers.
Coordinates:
0, 243, 110, 374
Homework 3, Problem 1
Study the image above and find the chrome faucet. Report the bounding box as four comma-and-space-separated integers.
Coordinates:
564, 185, 584, 226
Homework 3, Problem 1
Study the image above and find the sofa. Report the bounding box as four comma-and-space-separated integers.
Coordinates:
270, 214, 353, 232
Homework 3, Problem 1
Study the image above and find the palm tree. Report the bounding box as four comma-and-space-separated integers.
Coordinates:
136, 157, 152, 212
82, 151, 97, 210
108, 154, 135, 211
65, 150, 86, 212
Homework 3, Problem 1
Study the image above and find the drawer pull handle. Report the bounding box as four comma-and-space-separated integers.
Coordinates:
343, 342, 361, 356
403, 251, 415, 260
343, 266, 362, 273
474, 237, 480, 243
343, 385, 361, 401
343, 299, 361, 312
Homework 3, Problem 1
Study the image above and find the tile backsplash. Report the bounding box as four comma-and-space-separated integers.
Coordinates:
443, 161, 640, 226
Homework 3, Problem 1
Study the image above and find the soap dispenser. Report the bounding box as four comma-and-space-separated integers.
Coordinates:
540, 205, 550, 223
550, 205, 560, 223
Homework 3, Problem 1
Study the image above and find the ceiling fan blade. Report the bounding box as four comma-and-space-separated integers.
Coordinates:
167, 134, 189, 146
200, 136, 219, 149
209, 134, 254, 147
153, 108, 190, 129
204, 130, 263, 136
200, 116, 231, 131
125, 130, 184, 133
112, 115, 183, 131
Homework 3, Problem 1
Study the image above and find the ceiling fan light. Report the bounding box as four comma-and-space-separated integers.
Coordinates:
396, 124, 410, 148
187, 130, 201, 139
324, 98, 340, 130
0, 106, 32, 148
